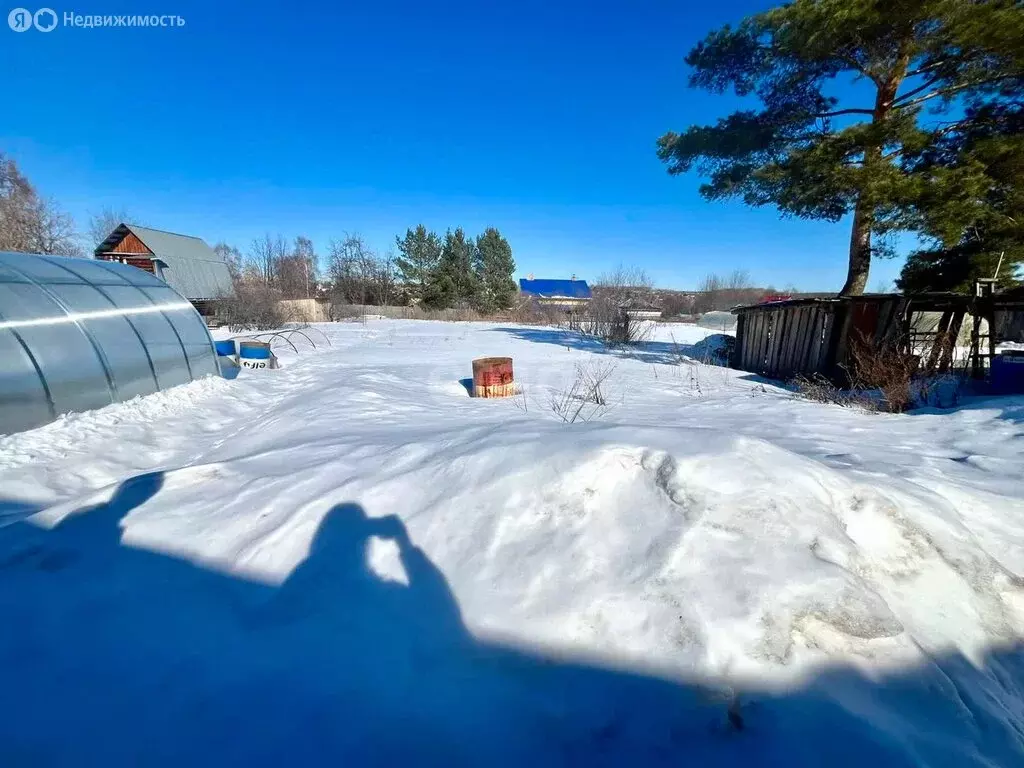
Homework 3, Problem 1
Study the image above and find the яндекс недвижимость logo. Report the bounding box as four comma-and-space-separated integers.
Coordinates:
8, 7, 57, 31
8, 8, 184, 30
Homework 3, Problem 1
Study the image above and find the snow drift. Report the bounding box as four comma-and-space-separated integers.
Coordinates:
1, 320, 1023, 765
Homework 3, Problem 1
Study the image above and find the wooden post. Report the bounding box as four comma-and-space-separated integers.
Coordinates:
973, 278, 997, 379
731, 312, 745, 369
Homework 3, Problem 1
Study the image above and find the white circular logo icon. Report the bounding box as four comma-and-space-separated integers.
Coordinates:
8, 8, 32, 31
34, 7, 57, 31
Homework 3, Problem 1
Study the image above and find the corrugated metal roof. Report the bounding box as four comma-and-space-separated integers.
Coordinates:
95, 224, 234, 300
519, 278, 592, 299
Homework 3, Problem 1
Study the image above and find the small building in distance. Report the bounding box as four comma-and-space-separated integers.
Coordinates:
518, 275, 592, 311
95, 224, 234, 317
621, 301, 662, 321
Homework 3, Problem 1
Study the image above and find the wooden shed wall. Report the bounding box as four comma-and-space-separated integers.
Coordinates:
732, 302, 839, 379
96, 253, 157, 274
731, 297, 909, 381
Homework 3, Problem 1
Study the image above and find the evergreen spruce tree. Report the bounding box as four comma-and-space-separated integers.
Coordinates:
474, 228, 517, 311
423, 228, 479, 309
394, 225, 441, 299
421, 270, 458, 309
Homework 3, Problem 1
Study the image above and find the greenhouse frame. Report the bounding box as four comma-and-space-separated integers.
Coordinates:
0, 251, 219, 436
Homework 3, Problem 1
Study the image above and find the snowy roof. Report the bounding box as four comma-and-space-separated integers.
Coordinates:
519, 278, 592, 299
95, 223, 234, 300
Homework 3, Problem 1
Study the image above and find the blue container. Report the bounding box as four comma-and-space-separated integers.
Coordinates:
214, 339, 236, 356
238, 342, 272, 360
991, 352, 1024, 394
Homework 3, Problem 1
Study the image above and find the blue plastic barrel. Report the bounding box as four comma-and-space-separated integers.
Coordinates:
238, 343, 271, 360
992, 351, 1024, 394
214, 339, 236, 357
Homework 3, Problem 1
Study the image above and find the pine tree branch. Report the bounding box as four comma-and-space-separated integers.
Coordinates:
892, 76, 1016, 109
905, 59, 949, 78
890, 75, 944, 106
878, 119, 971, 161
814, 108, 875, 118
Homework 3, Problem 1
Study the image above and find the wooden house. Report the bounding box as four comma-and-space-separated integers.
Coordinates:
95, 224, 234, 316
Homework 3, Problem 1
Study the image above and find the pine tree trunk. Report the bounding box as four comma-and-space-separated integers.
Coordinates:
839, 45, 909, 297
840, 200, 872, 296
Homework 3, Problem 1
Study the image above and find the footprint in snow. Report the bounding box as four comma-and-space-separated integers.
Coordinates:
640, 449, 701, 521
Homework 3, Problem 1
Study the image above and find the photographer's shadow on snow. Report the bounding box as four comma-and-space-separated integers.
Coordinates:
2, 477, 1024, 767
247, 502, 469, 649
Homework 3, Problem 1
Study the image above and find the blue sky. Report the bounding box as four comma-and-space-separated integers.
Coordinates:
2, 0, 907, 291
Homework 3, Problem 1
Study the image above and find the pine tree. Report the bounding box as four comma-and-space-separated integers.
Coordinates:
657, 0, 1024, 295
474, 228, 517, 311
898, 103, 1023, 292
394, 225, 441, 298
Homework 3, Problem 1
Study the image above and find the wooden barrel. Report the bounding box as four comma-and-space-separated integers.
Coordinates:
471, 357, 515, 398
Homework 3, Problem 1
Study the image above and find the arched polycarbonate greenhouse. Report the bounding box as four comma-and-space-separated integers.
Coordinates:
0, 251, 219, 436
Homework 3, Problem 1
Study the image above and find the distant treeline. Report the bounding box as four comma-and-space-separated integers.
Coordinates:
215, 225, 517, 312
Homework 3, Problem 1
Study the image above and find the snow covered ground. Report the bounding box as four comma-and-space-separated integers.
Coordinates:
2, 319, 1024, 766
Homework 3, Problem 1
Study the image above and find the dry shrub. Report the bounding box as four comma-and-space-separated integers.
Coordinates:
793, 374, 869, 409
579, 296, 653, 346
221, 283, 286, 331
510, 300, 567, 326
549, 360, 617, 423
795, 331, 966, 413
845, 333, 920, 413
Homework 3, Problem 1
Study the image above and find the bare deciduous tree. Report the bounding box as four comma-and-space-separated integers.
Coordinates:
87, 206, 139, 248
0, 153, 81, 256
369, 249, 397, 307
276, 235, 318, 299
327, 234, 396, 309
213, 242, 245, 282
660, 291, 696, 318
248, 233, 288, 286
593, 264, 655, 306
695, 270, 766, 312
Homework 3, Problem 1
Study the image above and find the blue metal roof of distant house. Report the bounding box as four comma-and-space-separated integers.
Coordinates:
519, 278, 592, 299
